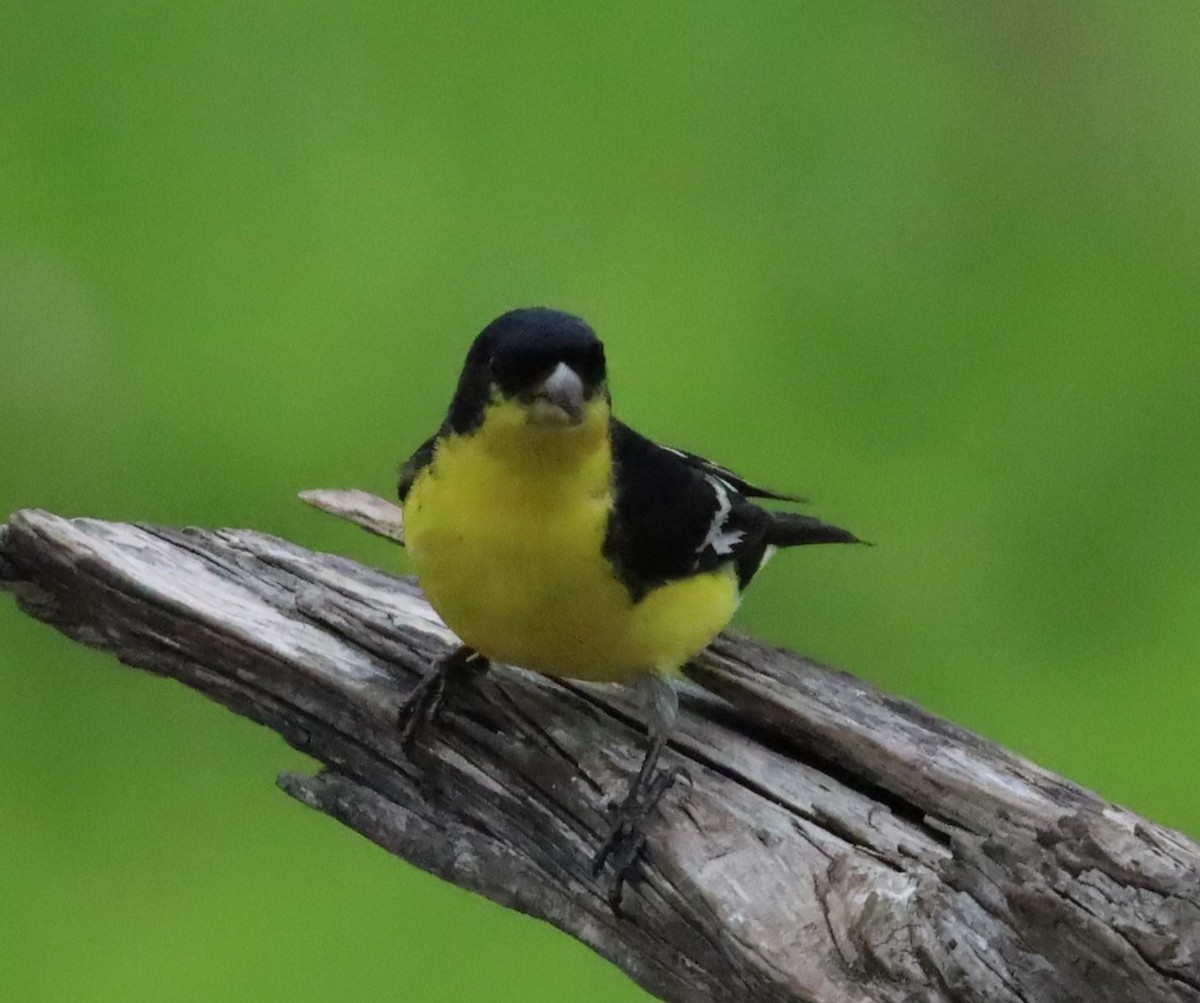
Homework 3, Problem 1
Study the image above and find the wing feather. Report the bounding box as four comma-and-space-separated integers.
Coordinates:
398, 434, 437, 502
604, 422, 774, 598
657, 443, 807, 503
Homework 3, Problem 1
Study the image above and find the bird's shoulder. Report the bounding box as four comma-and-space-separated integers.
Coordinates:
609, 419, 791, 507
605, 420, 778, 598
398, 434, 438, 502
644, 442, 806, 503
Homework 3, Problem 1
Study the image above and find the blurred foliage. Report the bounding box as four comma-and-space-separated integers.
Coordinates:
3, 3, 1199, 1000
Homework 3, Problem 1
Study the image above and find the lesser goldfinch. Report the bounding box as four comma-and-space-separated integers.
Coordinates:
398, 307, 859, 904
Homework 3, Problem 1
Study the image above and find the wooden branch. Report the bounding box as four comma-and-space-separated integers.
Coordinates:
3, 498, 1199, 1003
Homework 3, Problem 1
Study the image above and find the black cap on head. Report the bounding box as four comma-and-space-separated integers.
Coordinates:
446, 307, 607, 433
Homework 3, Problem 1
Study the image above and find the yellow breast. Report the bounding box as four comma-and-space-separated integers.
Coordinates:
402, 398, 739, 682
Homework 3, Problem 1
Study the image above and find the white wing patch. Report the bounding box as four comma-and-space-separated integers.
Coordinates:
697, 474, 745, 556
755, 544, 779, 573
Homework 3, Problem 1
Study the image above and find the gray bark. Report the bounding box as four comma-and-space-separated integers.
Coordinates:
2, 496, 1198, 1003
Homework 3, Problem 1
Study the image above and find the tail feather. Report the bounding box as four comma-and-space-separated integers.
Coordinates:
765, 512, 864, 549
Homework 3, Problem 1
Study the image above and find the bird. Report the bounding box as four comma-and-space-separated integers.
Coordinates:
397, 306, 860, 906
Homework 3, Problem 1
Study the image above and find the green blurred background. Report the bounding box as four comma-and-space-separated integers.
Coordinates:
3, 3, 1199, 1000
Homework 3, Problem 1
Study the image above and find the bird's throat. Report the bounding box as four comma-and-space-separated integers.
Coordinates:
474, 395, 612, 482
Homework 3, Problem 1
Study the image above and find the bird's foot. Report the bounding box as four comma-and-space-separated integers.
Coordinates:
397, 644, 487, 750
592, 750, 690, 911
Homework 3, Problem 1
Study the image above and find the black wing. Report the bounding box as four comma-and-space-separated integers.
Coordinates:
604, 421, 859, 602
604, 422, 776, 600
397, 434, 437, 502
655, 442, 807, 503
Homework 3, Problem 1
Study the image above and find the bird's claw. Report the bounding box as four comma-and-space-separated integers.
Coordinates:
592, 764, 690, 911
397, 645, 485, 750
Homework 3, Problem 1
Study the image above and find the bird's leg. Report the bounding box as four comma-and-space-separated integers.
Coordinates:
592, 672, 688, 910
397, 644, 488, 749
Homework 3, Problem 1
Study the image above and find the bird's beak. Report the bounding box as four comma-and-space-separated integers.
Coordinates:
529, 362, 586, 425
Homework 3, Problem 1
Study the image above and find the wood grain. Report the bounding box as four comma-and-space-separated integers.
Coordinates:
3, 498, 1197, 1003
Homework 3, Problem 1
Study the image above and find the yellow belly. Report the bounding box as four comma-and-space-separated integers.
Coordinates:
402, 408, 739, 682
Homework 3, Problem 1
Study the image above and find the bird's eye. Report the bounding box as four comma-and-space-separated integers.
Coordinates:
582, 344, 605, 383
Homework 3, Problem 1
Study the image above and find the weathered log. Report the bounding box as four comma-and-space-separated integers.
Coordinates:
2, 497, 1197, 1003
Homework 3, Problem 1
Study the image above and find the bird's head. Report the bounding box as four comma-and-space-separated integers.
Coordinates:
445, 308, 610, 441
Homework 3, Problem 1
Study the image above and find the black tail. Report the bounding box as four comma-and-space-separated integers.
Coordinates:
765, 512, 864, 549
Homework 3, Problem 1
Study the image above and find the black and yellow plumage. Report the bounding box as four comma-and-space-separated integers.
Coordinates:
397, 306, 859, 903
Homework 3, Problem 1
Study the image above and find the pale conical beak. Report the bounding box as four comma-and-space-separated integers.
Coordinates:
530, 361, 586, 424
